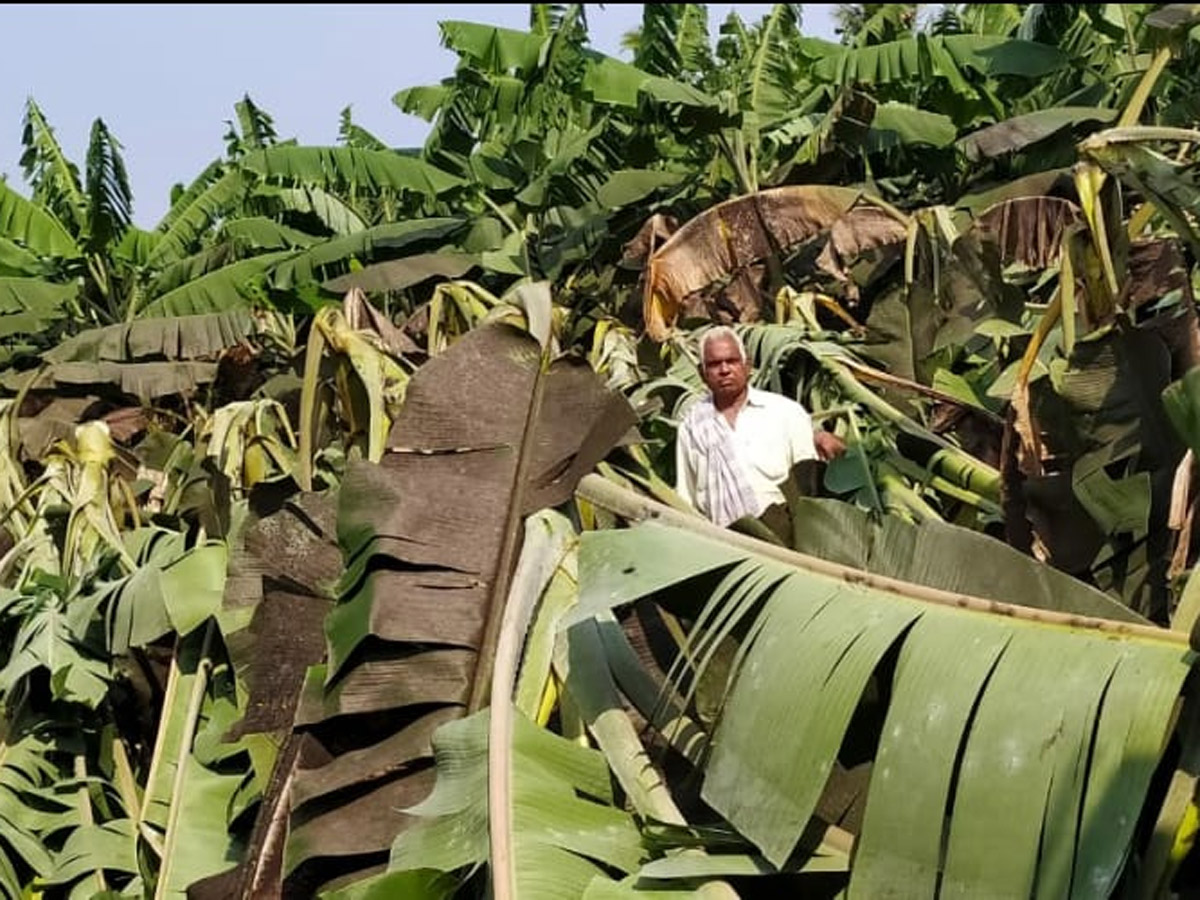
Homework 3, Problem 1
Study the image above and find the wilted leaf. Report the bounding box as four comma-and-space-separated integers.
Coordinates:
643, 187, 903, 340
958, 107, 1117, 162
972, 196, 1082, 270
275, 322, 636, 894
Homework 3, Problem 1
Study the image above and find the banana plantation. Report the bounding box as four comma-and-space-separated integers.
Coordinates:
4, 2, 1200, 897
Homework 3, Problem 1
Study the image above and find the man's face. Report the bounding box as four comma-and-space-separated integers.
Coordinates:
701, 336, 749, 404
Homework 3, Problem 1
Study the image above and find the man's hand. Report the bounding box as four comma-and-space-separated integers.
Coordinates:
815, 430, 847, 461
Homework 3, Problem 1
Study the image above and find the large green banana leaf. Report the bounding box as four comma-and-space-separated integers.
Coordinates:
268, 218, 467, 293
241, 147, 467, 199
0, 180, 79, 259
575, 509, 1194, 898
139, 251, 295, 317
783, 495, 1147, 624
0, 278, 77, 343
387, 708, 644, 899
147, 170, 247, 269
812, 34, 1067, 87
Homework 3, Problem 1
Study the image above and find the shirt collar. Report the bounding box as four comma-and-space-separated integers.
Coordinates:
701, 386, 771, 411
745, 387, 770, 407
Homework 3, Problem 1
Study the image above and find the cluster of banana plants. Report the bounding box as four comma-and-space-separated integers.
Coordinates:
1, 3, 1200, 899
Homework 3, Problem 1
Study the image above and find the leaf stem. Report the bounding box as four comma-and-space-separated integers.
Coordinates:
575, 474, 1191, 647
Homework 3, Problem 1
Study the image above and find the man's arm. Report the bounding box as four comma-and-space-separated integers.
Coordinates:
785, 403, 818, 464
784, 401, 846, 463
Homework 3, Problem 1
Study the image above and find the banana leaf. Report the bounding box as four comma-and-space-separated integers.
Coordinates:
0, 278, 77, 333
323, 252, 477, 295
268, 219, 466, 293
257, 321, 635, 895
958, 107, 1117, 163
241, 147, 467, 199
387, 709, 644, 899
0, 180, 79, 259
577, 516, 1194, 897
783, 496, 1147, 624
44, 311, 256, 364
0, 732, 73, 896
1019, 325, 1185, 618
138, 251, 296, 318
148, 169, 246, 269
812, 34, 1067, 87
1, 361, 219, 402
186, 490, 343, 900
643, 187, 905, 341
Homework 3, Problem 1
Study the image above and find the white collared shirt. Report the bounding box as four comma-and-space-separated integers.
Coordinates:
675, 387, 818, 520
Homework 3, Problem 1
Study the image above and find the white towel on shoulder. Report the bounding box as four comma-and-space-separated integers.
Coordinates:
687, 403, 762, 527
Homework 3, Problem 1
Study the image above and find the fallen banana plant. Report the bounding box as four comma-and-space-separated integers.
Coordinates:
572, 474, 1195, 898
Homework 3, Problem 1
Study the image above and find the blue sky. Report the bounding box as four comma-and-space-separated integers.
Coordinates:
1, 4, 840, 228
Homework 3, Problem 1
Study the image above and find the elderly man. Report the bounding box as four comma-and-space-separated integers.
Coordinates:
675, 326, 845, 527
